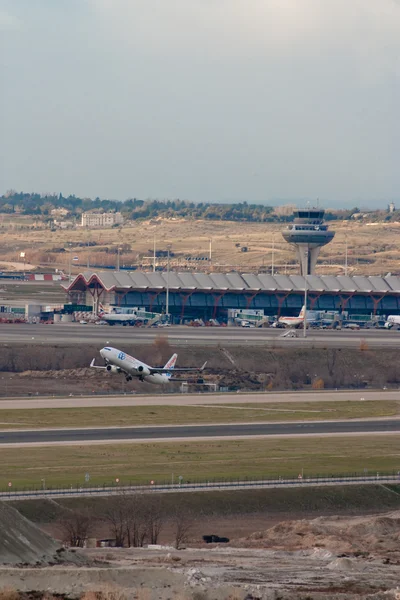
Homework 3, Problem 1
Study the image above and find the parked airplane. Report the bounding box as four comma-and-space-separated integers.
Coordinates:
273, 306, 306, 328
98, 304, 162, 327
384, 315, 400, 329
90, 346, 207, 384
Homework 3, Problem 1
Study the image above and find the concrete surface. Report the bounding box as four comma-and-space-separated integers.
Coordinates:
1, 322, 399, 347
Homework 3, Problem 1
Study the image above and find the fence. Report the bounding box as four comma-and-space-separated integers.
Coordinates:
2, 470, 400, 502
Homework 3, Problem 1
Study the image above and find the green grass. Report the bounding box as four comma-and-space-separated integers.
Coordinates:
1, 435, 400, 489
0, 400, 397, 429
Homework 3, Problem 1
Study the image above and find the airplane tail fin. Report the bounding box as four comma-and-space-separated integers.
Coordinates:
299, 305, 306, 318
98, 302, 106, 316
164, 353, 178, 370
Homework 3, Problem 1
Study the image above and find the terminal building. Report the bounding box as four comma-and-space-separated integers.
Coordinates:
64, 270, 400, 322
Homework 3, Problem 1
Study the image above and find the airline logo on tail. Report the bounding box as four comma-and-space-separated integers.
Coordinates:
164, 353, 178, 377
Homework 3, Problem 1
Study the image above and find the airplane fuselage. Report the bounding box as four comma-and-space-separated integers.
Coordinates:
100, 347, 171, 384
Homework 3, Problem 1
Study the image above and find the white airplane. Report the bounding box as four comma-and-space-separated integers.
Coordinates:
90, 346, 207, 384
384, 315, 400, 329
273, 306, 306, 328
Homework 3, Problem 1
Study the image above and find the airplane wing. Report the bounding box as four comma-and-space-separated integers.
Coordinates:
89, 358, 107, 369
148, 361, 207, 374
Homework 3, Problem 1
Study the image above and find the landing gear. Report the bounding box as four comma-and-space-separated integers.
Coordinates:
125, 376, 132, 382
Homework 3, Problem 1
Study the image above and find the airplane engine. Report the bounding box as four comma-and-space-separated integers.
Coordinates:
106, 365, 121, 374
137, 365, 151, 377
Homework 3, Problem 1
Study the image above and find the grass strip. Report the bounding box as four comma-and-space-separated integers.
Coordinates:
0, 400, 397, 429
1, 434, 400, 489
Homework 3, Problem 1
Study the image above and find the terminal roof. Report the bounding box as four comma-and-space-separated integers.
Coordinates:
64, 271, 400, 295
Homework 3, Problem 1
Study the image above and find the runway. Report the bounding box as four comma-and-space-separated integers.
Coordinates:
0, 389, 397, 410
1, 418, 400, 446
0, 323, 399, 347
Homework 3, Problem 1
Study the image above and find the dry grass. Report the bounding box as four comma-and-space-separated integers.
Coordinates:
0, 589, 20, 600
0, 400, 396, 429
1, 217, 399, 276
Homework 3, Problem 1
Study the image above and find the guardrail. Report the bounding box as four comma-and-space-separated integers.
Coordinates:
1, 472, 400, 501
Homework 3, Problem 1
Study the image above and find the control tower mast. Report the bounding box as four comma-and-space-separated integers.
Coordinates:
281, 208, 335, 275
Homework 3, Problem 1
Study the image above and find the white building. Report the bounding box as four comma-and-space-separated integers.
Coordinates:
81, 212, 124, 228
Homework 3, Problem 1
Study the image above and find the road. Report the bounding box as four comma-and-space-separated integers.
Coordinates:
0, 323, 399, 347
1, 419, 400, 446
0, 389, 396, 409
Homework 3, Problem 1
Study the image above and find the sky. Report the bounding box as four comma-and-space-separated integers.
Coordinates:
0, 0, 399, 208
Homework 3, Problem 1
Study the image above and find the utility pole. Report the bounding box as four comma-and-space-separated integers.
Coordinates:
271, 236, 275, 276
117, 247, 120, 271
209, 239, 212, 265
153, 235, 156, 272
303, 271, 308, 338
68, 243, 72, 282
166, 245, 171, 321
345, 234, 348, 276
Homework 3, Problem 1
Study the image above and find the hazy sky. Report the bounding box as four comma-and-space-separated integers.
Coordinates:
0, 0, 399, 207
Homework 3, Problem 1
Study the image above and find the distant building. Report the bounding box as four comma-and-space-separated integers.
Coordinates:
389, 202, 396, 213
53, 219, 73, 229
51, 208, 70, 217
81, 212, 123, 228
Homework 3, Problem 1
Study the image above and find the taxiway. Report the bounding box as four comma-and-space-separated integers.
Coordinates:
0, 389, 396, 410
0, 323, 399, 347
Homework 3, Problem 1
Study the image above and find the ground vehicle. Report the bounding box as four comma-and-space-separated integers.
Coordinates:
202, 535, 230, 543
343, 322, 360, 330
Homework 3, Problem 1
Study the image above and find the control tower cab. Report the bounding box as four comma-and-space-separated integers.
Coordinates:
282, 208, 335, 275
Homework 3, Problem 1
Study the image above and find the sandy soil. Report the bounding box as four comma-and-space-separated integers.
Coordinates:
1, 217, 400, 276
4, 509, 400, 599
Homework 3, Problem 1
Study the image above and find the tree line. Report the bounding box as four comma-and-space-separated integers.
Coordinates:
0, 190, 277, 222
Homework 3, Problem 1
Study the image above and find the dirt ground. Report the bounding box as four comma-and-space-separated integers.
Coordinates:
3, 509, 400, 599
1, 217, 400, 276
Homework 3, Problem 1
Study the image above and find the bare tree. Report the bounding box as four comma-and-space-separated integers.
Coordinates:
145, 496, 165, 545
59, 509, 94, 547
103, 496, 129, 547
172, 506, 194, 549
124, 494, 147, 547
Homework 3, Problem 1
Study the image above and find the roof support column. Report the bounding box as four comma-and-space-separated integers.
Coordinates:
244, 291, 260, 310
211, 292, 226, 320
180, 291, 195, 323
338, 293, 355, 312
370, 294, 385, 315
275, 292, 291, 317
148, 291, 162, 312
308, 292, 322, 310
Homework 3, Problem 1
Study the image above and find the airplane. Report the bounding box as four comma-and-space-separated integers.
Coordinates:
90, 346, 207, 384
384, 315, 400, 329
272, 306, 306, 328
97, 304, 160, 327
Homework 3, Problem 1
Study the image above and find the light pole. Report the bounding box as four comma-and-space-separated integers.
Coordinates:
153, 235, 156, 272
345, 234, 348, 276
117, 247, 123, 271
271, 236, 275, 276
68, 243, 72, 282
87, 229, 90, 269
303, 266, 308, 338
166, 245, 171, 321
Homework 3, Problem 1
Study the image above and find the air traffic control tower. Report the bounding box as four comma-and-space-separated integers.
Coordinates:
282, 208, 335, 275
